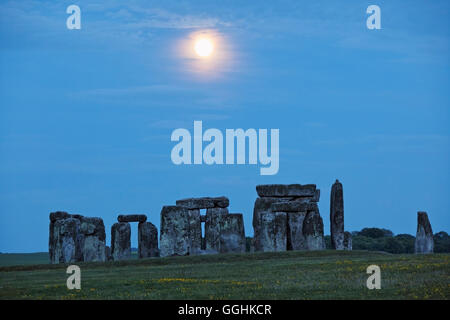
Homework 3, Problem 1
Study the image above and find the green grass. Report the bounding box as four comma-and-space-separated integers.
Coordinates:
0, 252, 50, 266
0, 250, 448, 300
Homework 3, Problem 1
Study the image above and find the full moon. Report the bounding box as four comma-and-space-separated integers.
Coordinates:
194, 38, 214, 57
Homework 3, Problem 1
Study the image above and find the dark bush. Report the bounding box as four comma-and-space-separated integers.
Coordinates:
357, 228, 394, 238
434, 231, 450, 253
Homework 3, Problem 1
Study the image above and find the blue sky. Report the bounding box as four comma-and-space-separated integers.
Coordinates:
0, 0, 449, 252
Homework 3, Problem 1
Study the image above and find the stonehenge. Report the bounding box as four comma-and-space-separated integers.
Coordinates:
80, 217, 106, 262
111, 214, 159, 261
49, 213, 158, 264
138, 221, 159, 258
160, 197, 246, 257
111, 222, 131, 261
253, 184, 325, 252
415, 211, 434, 254
330, 179, 352, 250
49, 212, 105, 264
48, 182, 436, 263
219, 214, 246, 253
159, 205, 192, 257
330, 180, 344, 249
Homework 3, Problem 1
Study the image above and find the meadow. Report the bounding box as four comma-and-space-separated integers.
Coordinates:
0, 250, 448, 300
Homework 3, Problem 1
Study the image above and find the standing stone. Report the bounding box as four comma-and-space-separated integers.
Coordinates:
51, 218, 82, 264
187, 209, 202, 254
49, 211, 68, 262
205, 207, 229, 252
303, 208, 325, 250
111, 222, 131, 261
330, 179, 345, 250
138, 222, 159, 258
343, 231, 352, 251
286, 211, 308, 251
80, 217, 106, 262
160, 206, 190, 257
259, 211, 287, 252
219, 214, 246, 253
252, 197, 292, 251
415, 211, 434, 254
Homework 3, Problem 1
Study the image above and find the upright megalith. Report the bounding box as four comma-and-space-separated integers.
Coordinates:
330, 179, 345, 250
49, 211, 66, 262
111, 222, 131, 261
159, 206, 191, 257
138, 221, 159, 258
205, 207, 229, 252
187, 209, 202, 254
286, 211, 308, 250
415, 211, 434, 254
253, 184, 325, 252
343, 231, 352, 251
80, 217, 106, 262
50, 215, 82, 264
219, 214, 246, 253
302, 206, 326, 250
259, 211, 287, 252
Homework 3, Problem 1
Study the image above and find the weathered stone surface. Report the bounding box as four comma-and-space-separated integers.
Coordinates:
138, 222, 159, 258
271, 200, 317, 212
187, 209, 202, 254
343, 231, 352, 251
49, 211, 70, 222
303, 210, 325, 250
258, 212, 287, 252
111, 222, 131, 261
330, 179, 344, 250
160, 206, 190, 257
286, 212, 308, 250
80, 217, 106, 239
205, 207, 229, 252
117, 214, 147, 223
219, 214, 246, 253
80, 217, 106, 262
256, 184, 316, 198
49, 211, 84, 222
252, 197, 292, 251
50, 218, 82, 264
312, 189, 320, 202
105, 245, 112, 261
176, 196, 229, 209
415, 211, 434, 254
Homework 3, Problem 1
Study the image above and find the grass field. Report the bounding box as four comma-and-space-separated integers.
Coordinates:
0, 250, 448, 300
